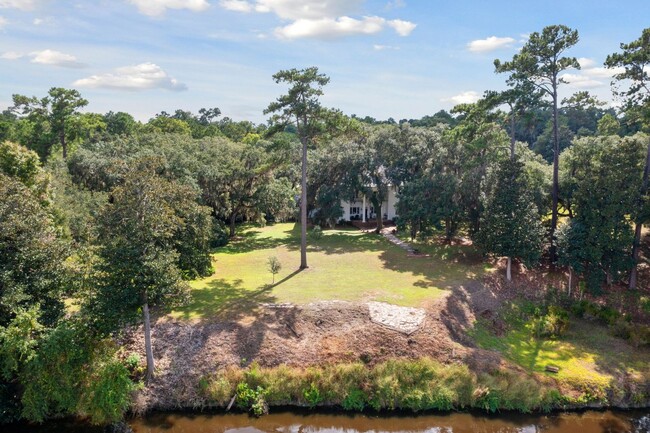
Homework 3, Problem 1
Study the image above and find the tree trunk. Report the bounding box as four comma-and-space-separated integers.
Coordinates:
550, 86, 560, 264
143, 302, 155, 383
510, 110, 516, 160
300, 137, 308, 269
506, 257, 512, 281
229, 214, 236, 238
629, 139, 650, 290
374, 199, 384, 233
568, 267, 572, 297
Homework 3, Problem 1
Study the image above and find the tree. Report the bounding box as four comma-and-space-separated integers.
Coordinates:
0, 174, 70, 327
265, 67, 330, 269
104, 111, 139, 136
476, 157, 545, 281
144, 115, 191, 135
495, 25, 580, 263
267, 256, 282, 284
91, 160, 211, 381
197, 139, 289, 238
11, 88, 88, 160
597, 113, 621, 136
562, 135, 645, 292
605, 28, 650, 289
486, 81, 542, 159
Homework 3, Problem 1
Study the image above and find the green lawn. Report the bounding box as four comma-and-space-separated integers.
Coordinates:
171, 223, 490, 320
471, 309, 650, 402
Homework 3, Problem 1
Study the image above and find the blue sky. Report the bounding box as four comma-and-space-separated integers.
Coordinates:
1, 0, 649, 123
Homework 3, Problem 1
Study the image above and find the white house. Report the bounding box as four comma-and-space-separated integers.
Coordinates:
340, 185, 399, 222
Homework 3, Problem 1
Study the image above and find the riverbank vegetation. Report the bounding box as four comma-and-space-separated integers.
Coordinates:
1, 25, 650, 427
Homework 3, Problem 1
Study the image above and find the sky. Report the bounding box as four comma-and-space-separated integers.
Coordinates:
0, 0, 649, 123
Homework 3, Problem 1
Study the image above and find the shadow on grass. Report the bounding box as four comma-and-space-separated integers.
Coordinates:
179, 269, 306, 320
177, 278, 277, 320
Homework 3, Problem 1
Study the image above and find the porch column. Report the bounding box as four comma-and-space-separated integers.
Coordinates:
362, 195, 366, 223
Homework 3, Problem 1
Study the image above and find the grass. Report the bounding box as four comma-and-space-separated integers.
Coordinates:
171, 223, 490, 319
200, 357, 559, 414
471, 303, 650, 404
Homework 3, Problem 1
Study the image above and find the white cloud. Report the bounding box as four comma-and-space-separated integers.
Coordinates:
220, 0, 253, 12
0, 0, 40, 10
0, 15, 6, 29
275, 16, 381, 39
219, 0, 415, 39
445, 91, 480, 105
373, 44, 399, 51
73, 63, 188, 92
560, 73, 604, 88
2, 49, 84, 67
1, 50, 22, 59
577, 57, 595, 69
561, 58, 626, 89
127, 0, 209, 16
467, 36, 515, 53
253, 0, 363, 20
30, 49, 85, 68
585, 66, 625, 78
275, 16, 415, 39
387, 19, 415, 36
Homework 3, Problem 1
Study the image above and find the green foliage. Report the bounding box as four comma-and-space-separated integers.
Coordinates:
533, 305, 569, 338
476, 157, 545, 268
0, 174, 69, 327
89, 160, 206, 332
559, 135, 645, 291
342, 388, 366, 411
7, 319, 135, 425
0, 141, 46, 191
597, 113, 621, 136
302, 383, 323, 407
0, 308, 43, 381
235, 382, 268, 416
200, 358, 556, 413
11, 88, 88, 160
78, 359, 134, 425
267, 256, 282, 283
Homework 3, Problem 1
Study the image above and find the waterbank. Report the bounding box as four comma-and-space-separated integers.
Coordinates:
5, 408, 650, 433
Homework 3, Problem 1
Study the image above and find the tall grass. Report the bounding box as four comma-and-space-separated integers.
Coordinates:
199, 358, 563, 414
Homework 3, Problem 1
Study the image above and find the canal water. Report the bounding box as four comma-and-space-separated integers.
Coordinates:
5, 410, 650, 432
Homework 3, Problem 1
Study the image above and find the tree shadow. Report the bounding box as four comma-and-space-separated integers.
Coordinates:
176, 278, 277, 320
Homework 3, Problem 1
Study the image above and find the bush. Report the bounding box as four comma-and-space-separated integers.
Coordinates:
534, 306, 569, 338
210, 219, 229, 248
235, 382, 268, 416
302, 383, 323, 407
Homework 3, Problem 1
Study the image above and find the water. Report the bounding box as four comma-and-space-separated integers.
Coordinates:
6, 410, 650, 433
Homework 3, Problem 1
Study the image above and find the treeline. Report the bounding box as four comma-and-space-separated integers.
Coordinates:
0, 25, 648, 426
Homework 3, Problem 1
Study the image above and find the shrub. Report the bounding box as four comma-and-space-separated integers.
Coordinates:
210, 220, 229, 248
235, 382, 268, 416
534, 306, 569, 338
342, 388, 366, 411
310, 226, 323, 241
302, 383, 323, 407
